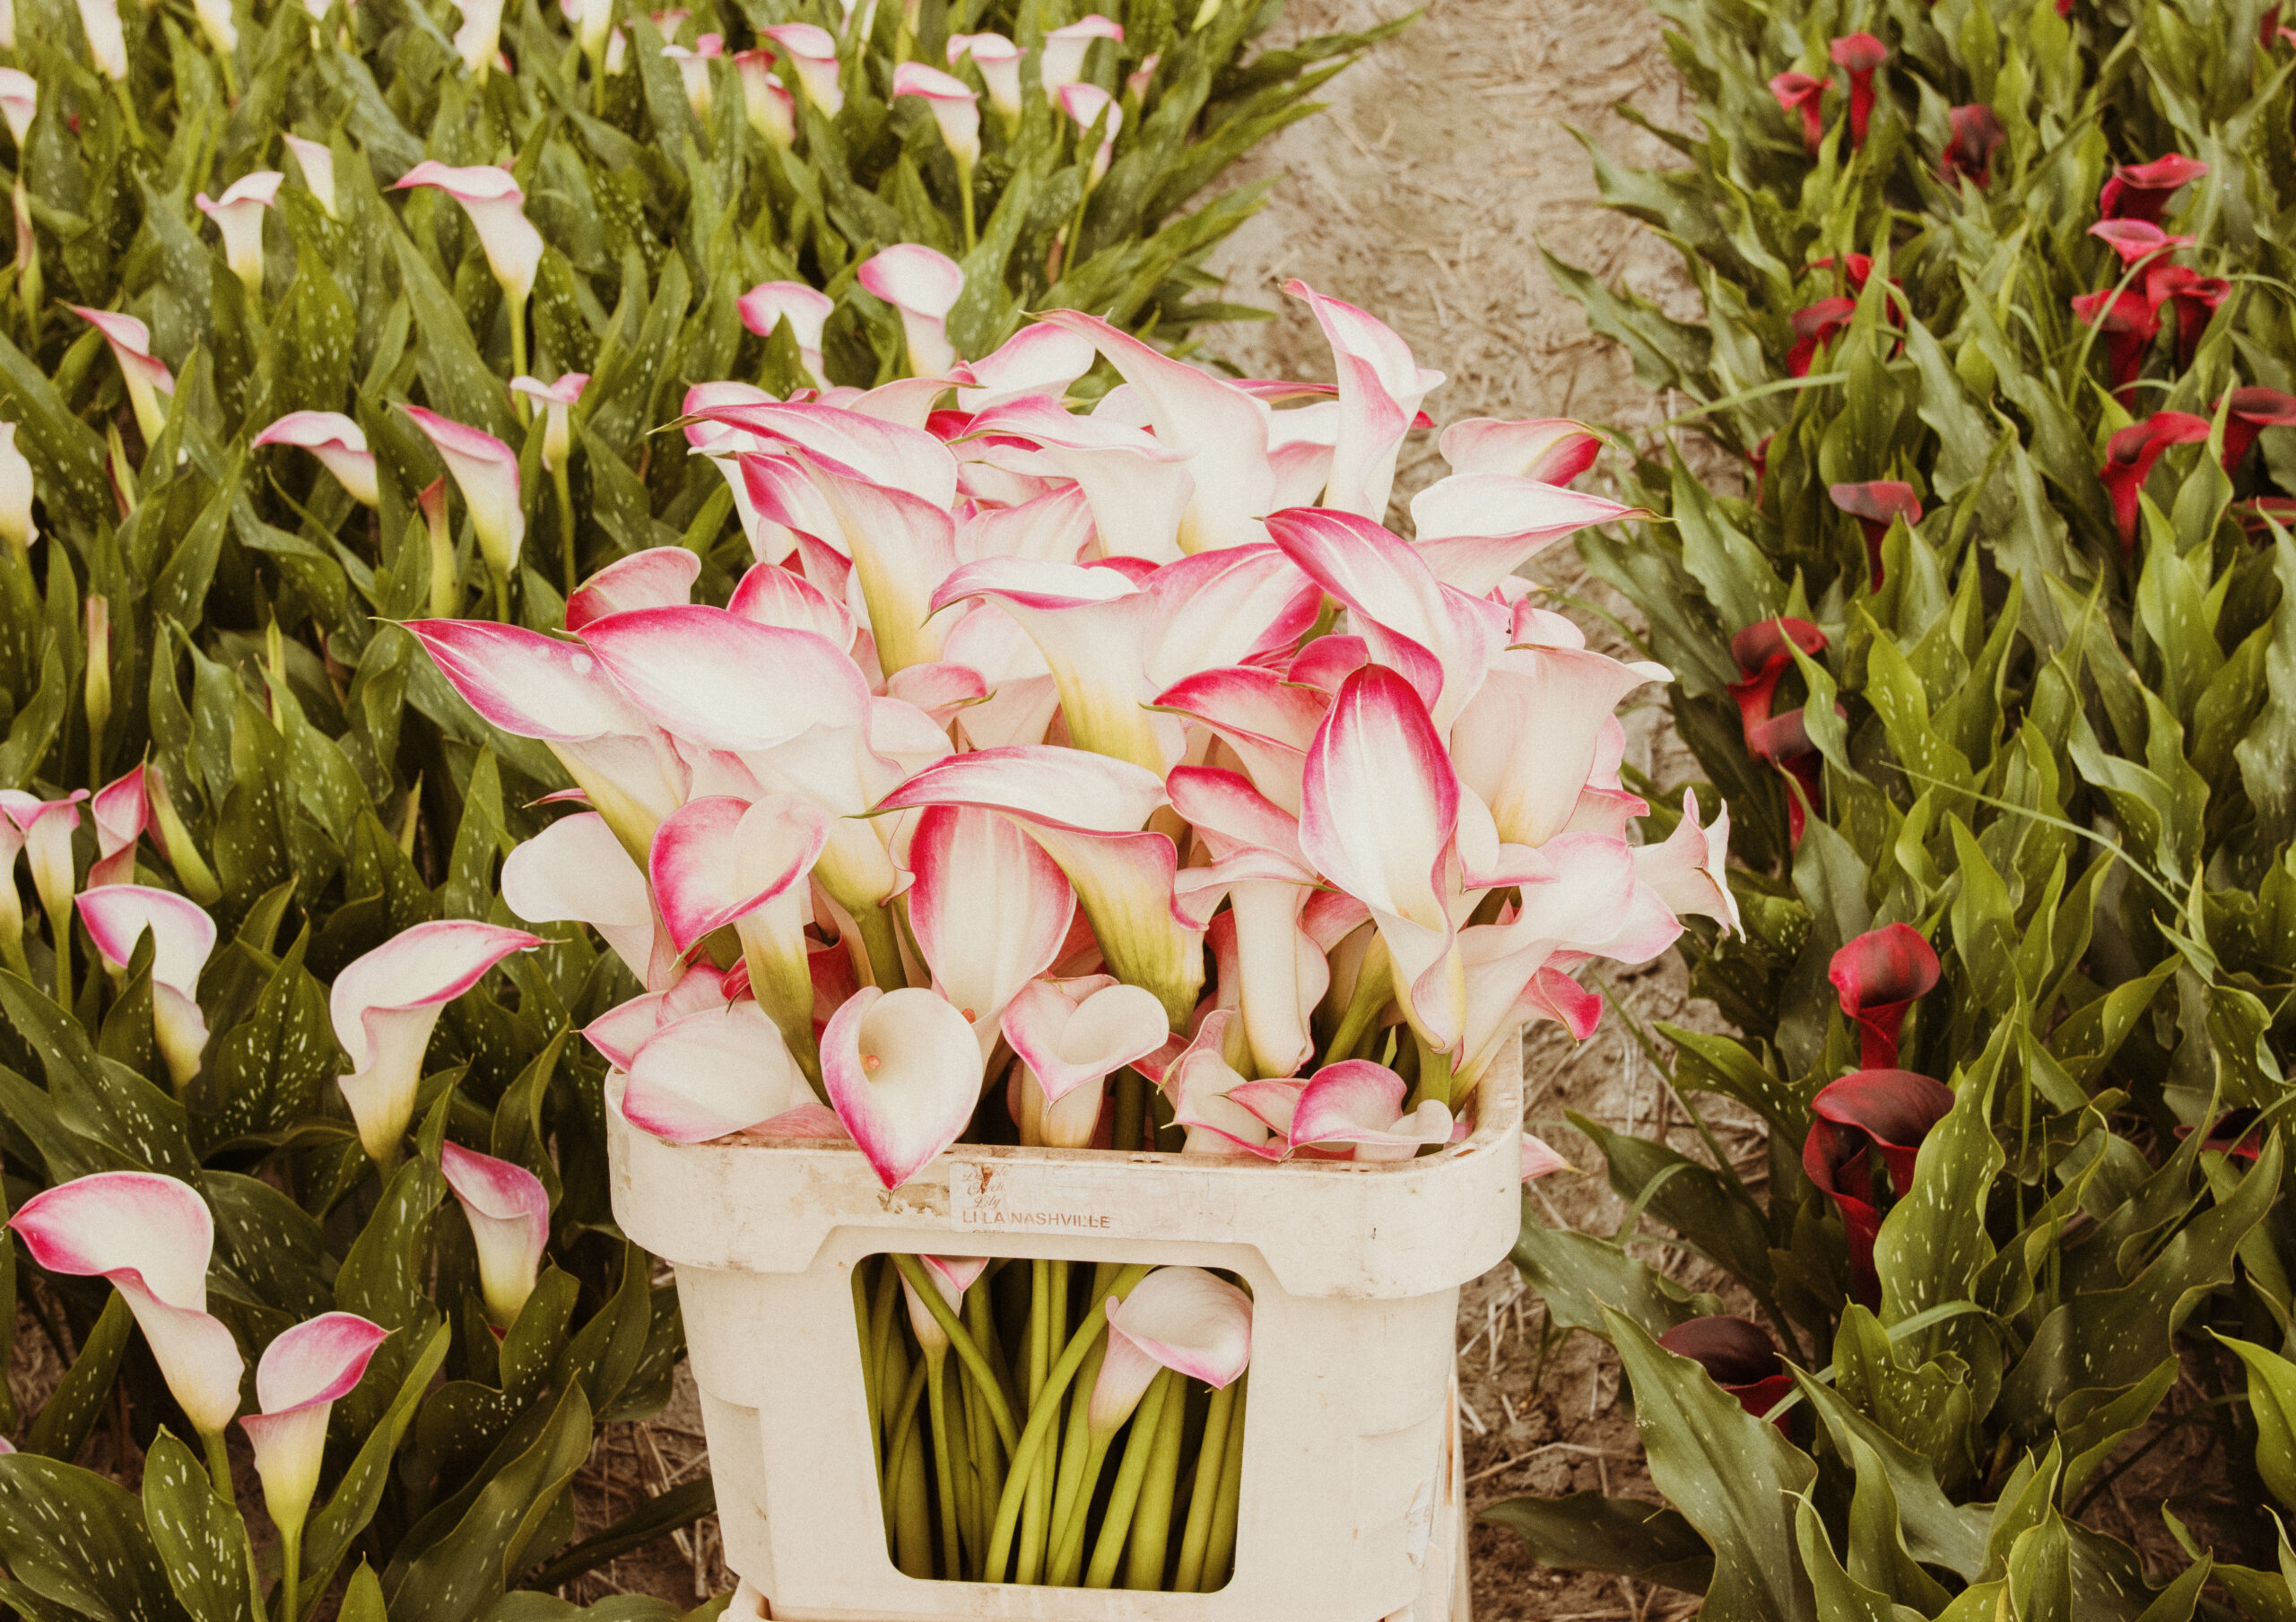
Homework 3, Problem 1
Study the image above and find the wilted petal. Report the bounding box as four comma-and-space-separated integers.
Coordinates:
822, 987, 985, 1187
1521, 1132, 1570, 1181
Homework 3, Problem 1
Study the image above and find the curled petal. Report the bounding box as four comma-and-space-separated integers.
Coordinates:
907, 805, 1074, 1045
1091, 1265, 1251, 1430
1437, 417, 1601, 484
439, 1142, 551, 1329
822, 987, 985, 1188
621, 1001, 822, 1143
1828, 923, 1938, 1070
647, 794, 828, 956
999, 976, 1169, 1103
500, 811, 660, 983
565, 547, 700, 632
1289, 1060, 1452, 1160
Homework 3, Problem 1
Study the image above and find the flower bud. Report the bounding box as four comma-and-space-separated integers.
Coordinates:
83, 594, 110, 746
0, 421, 35, 552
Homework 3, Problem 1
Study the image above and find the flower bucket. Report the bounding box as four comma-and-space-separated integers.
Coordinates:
608, 1043, 1519, 1622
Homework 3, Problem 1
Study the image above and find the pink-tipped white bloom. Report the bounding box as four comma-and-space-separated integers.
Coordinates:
87, 765, 145, 887
1125, 52, 1159, 100
281, 134, 337, 220
71, 307, 173, 445
822, 985, 985, 1189
737, 282, 834, 389
1056, 82, 1120, 186
75, 885, 215, 1089
857, 245, 964, 378
253, 412, 378, 507
1164, 1010, 1277, 1158
906, 804, 1074, 1055
1438, 417, 1601, 485
401, 405, 524, 585
1522, 1133, 1570, 1181
239, 1314, 390, 1538
1, 787, 86, 921
950, 322, 1096, 411
893, 62, 980, 169
622, 999, 835, 1143
189, 0, 236, 60
0, 422, 33, 552
509, 372, 587, 471
1284, 282, 1441, 522
565, 546, 700, 632
0, 70, 34, 147
10, 1173, 244, 1436
74, 0, 126, 79
1288, 1060, 1450, 1161
734, 50, 796, 146
195, 173, 280, 293
662, 32, 721, 119
1000, 974, 1167, 1146
393, 162, 544, 307
500, 811, 663, 984
947, 31, 1021, 125
451, 0, 504, 76
331, 922, 541, 1165
762, 23, 842, 116
573, 0, 611, 61
439, 1142, 550, 1329
1632, 787, 1738, 934
900, 1255, 988, 1355
1039, 13, 1121, 94
1090, 1266, 1250, 1431
1448, 643, 1668, 848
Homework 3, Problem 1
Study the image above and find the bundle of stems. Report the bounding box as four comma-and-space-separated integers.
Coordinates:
853, 1254, 1249, 1591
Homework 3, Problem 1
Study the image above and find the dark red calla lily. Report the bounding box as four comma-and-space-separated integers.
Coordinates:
1829, 34, 1888, 149
1803, 1068, 1955, 1306
1828, 924, 1940, 1070
2071, 288, 2161, 402
1747, 708, 1830, 844
1748, 434, 1772, 504
1788, 298, 1857, 377
2146, 265, 2231, 372
1657, 1316, 1795, 1426
2101, 412, 2213, 548
1829, 481, 1921, 585
1942, 105, 2005, 187
2087, 219, 2195, 269
1726, 617, 1828, 737
2100, 153, 2210, 224
2222, 388, 2296, 472
1770, 71, 1828, 156
1808, 252, 1874, 293
2177, 1108, 2265, 1164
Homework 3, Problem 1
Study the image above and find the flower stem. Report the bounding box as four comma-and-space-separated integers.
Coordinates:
1083, 1368, 1173, 1588
1323, 935, 1393, 1064
854, 1261, 883, 1482
891, 1255, 1017, 1453
275, 1522, 301, 1622
1172, 1378, 1236, 1591
957, 159, 978, 254
1412, 1030, 1454, 1111
202, 1428, 232, 1498
925, 1349, 961, 1578
1017, 1258, 1050, 1582
1204, 1371, 1247, 1589
509, 309, 531, 421
44, 901, 70, 1011
1124, 1370, 1190, 1589
1115, 1065, 1144, 1151
888, 1361, 933, 1576
1047, 1427, 1110, 1584
491, 568, 510, 625
552, 461, 577, 597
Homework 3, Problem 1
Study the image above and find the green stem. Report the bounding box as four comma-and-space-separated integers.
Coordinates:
509, 308, 530, 420
854, 903, 908, 994
0, 927, 30, 984
1048, 1429, 1111, 1585
552, 462, 577, 597
891, 1255, 1018, 1454
1204, 1372, 1247, 1589
1324, 937, 1393, 1064
1125, 1369, 1190, 1589
1115, 1066, 1144, 1151
491, 568, 510, 624
1172, 1379, 1235, 1592
1018, 1258, 1051, 1583
1083, 1369, 1173, 1589
1048, 1330, 1109, 1581
46, 902, 70, 1011
109, 79, 146, 146
957, 158, 978, 253
275, 1521, 300, 1622
855, 1261, 883, 1482
202, 1428, 232, 1498
891, 1370, 934, 1577
1412, 1030, 1454, 1112
926, 1350, 961, 1578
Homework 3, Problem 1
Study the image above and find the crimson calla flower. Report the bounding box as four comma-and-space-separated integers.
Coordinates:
1769, 71, 1827, 155
2101, 412, 2212, 547
1787, 297, 1855, 377
1802, 1069, 1954, 1305
2088, 219, 2194, 269
2071, 287, 2161, 401
2179, 1108, 2266, 1163
2222, 387, 2296, 472
1941, 105, 2004, 186
1726, 617, 1827, 742
1657, 1315, 1793, 1426
2147, 265, 2230, 371
1829, 481, 1920, 585
1808, 253, 1874, 294
1745, 708, 1826, 842
1747, 434, 1771, 503
2100, 153, 2208, 224
1828, 34, 1886, 149
1828, 924, 1938, 1070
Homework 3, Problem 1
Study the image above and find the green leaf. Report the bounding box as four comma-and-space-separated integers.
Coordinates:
519, 1476, 716, 1592
1481, 1492, 1712, 1594
140, 1430, 257, 1622
0, 1449, 188, 1622
1513, 1211, 1719, 1339
299, 1323, 454, 1615
2221, 1333, 2296, 1513
26, 1292, 134, 1462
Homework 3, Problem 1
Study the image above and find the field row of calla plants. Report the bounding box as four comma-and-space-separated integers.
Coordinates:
1501, 0, 2296, 1616
0, 0, 1417, 1616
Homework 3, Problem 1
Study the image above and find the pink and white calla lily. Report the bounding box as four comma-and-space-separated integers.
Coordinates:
1057, 82, 1120, 184
75, 884, 216, 1089
401, 405, 524, 588
1437, 417, 1602, 484
393, 163, 544, 306
564, 546, 700, 632
734, 50, 797, 146
1284, 281, 1440, 522
906, 804, 1075, 1055
948, 31, 1021, 125
450, 0, 504, 76
74, 0, 126, 79
1448, 643, 1669, 848
950, 323, 1097, 411
194, 171, 282, 294
1163, 1010, 1278, 1158
1000, 974, 1168, 1146
331, 922, 541, 1166
9, 1172, 244, 1437
1632, 788, 1739, 934
1288, 1060, 1451, 1161
1406, 473, 1641, 596
893, 61, 980, 169
762, 23, 842, 116
738, 282, 834, 389
583, 961, 735, 1070
500, 811, 665, 984
86, 764, 147, 886
70, 307, 173, 444
240, 1313, 390, 1543
857, 244, 964, 378
253, 411, 379, 507
0, 421, 36, 553
900, 1255, 989, 1355
1089, 1265, 1249, 1431
439, 1142, 550, 1329
1039, 13, 1121, 94
509, 373, 587, 471
281, 134, 337, 221
661, 33, 721, 119
1, 787, 86, 923
822, 985, 986, 1188
0, 71, 34, 148
622, 999, 839, 1144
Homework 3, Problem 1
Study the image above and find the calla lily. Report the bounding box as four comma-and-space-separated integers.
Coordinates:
509, 372, 587, 471
822, 985, 985, 1188
500, 810, 664, 984
1165, 1010, 1277, 1157
331, 921, 541, 1166
2100, 152, 2207, 224
1827, 481, 1920, 585
451, 0, 504, 75
2071, 288, 2160, 402
584, 959, 733, 1070
948, 31, 1021, 126
393, 162, 544, 307
893, 61, 980, 169
1001, 975, 1167, 1146
734, 50, 796, 145
1, 787, 85, 923
900, 1255, 988, 1356
2088, 219, 2193, 269
439, 1142, 550, 1329
1406, 473, 1639, 595
241, 1314, 389, 1582
1769, 70, 1826, 155
1726, 617, 1827, 743
662, 33, 720, 119
908, 804, 1074, 1055
83, 594, 110, 746
281, 134, 337, 219
2148, 266, 2229, 371
2100, 412, 2211, 548
1039, 13, 1121, 93
1829, 923, 1938, 1071
1522, 1132, 1571, 1181
1089, 1266, 1249, 1433
195, 170, 281, 294
622, 999, 837, 1143
1288, 1060, 1451, 1161
0, 421, 34, 552
75, 884, 216, 1089
86, 764, 145, 888
738, 282, 834, 390
1437, 416, 1601, 485
0, 70, 34, 147
565, 545, 700, 632
418, 478, 457, 617
401, 405, 525, 594
858, 244, 964, 378
71, 307, 174, 445
1057, 82, 1121, 185
1803, 1068, 1954, 1306
1283, 281, 1440, 522
10, 1172, 244, 1437
1828, 33, 1884, 148
2222, 387, 2296, 472
1656, 1316, 1792, 1427
763, 23, 842, 116
253, 411, 379, 507
1450, 643, 1668, 847
75, 0, 126, 79
1940, 104, 2004, 186
962, 395, 1195, 563
951, 323, 1097, 411
1632, 788, 1738, 935
1787, 297, 1855, 377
